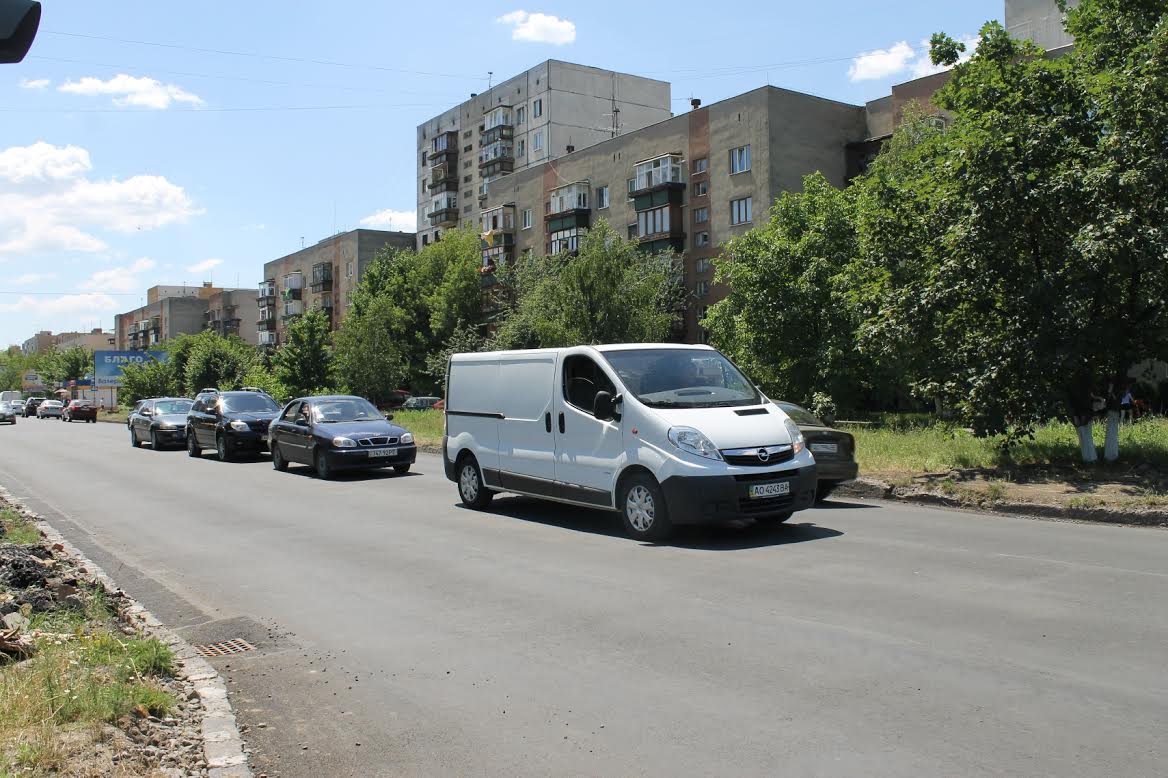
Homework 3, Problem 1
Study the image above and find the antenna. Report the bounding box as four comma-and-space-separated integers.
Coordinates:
487, 71, 493, 89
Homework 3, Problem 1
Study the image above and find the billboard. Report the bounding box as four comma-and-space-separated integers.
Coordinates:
94, 350, 168, 387
21, 372, 43, 391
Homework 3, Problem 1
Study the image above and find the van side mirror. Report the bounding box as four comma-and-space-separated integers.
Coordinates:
384, 412, 394, 421
593, 391, 621, 422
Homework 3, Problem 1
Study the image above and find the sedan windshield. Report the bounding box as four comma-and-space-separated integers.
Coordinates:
221, 394, 279, 413
601, 349, 762, 409
311, 398, 381, 423
154, 400, 193, 415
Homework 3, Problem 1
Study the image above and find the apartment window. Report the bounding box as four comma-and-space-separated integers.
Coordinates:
533, 98, 543, 118
694, 180, 709, 197
693, 207, 709, 224
696, 257, 712, 273
693, 157, 709, 174
549, 228, 579, 255
522, 208, 533, 229
627, 178, 636, 197
422, 234, 430, 246
596, 185, 610, 209
729, 145, 751, 174
463, 175, 471, 183
346, 261, 354, 278
464, 160, 472, 169
464, 190, 472, 198
696, 233, 711, 249
627, 223, 638, 240
695, 280, 711, 298
533, 131, 543, 151
463, 144, 472, 153
730, 196, 753, 225
637, 205, 671, 238
516, 106, 526, 124
518, 139, 526, 157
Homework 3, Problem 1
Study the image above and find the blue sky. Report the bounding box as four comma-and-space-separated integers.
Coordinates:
0, 0, 1002, 348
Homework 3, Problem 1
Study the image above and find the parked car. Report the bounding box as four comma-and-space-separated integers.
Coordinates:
186, 389, 281, 462
126, 400, 146, 429
0, 402, 17, 425
269, 395, 417, 479
23, 397, 45, 417
382, 389, 413, 410
62, 400, 98, 423
433, 398, 445, 410
777, 402, 858, 502
443, 344, 816, 541
129, 397, 194, 449
36, 400, 63, 419
402, 395, 441, 411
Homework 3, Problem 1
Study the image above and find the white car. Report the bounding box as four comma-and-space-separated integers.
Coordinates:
0, 402, 16, 424
36, 400, 64, 419
443, 343, 816, 541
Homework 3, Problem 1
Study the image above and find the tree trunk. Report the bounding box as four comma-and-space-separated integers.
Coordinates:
1076, 422, 1098, 464
1103, 410, 1120, 462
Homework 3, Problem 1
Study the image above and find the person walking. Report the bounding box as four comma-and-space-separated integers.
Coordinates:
1120, 383, 1135, 424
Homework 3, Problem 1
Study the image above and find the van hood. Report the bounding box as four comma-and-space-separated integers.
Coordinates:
644, 404, 793, 450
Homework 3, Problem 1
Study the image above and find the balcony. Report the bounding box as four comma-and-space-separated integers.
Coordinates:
257, 282, 276, 304
480, 123, 513, 147
257, 318, 276, 332
310, 263, 333, 293
479, 141, 514, 173
282, 300, 305, 320
630, 154, 685, 196
428, 206, 459, 228
428, 131, 459, 161
282, 272, 305, 291
428, 169, 459, 193
258, 331, 277, 347
547, 182, 590, 220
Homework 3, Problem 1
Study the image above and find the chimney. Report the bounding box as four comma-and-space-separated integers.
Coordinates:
470, 92, 477, 98
203, 281, 212, 288
566, 144, 575, 154
691, 98, 702, 111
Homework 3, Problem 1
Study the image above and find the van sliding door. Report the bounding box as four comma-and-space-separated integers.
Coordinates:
495, 353, 560, 497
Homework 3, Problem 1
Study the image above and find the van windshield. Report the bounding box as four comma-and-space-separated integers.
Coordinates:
601, 349, 762, 409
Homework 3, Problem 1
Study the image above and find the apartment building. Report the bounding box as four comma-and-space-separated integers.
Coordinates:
416, 60, 672, 249
115, 283, 252, 350
55, 329, 115, 351
22, 331, 57, 355
257, 228, 415, 347
204, 290, 260, 345
478, 87, 867, 341
1007, 0, 1076, 52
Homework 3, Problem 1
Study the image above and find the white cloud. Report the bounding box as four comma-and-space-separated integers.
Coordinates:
13, 272, 57, 285
186, 258, 223, 273
497, 11, 576, 45
848, 41, 915, 82
359, 208, 417, 232
0, 293, 119, 316
19, 78, 50, 89
849, 36, 980, 83
58, 74, 204, 110
78, 257, 157, 293
0, 142, 197, 257
0, 141, 91, 183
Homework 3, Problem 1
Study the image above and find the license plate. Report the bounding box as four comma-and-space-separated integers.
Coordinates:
748, 481, 790, 499
367, 448, 398, 458
810, 442, 839, 454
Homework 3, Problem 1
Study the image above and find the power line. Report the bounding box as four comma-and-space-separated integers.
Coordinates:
42, 30, 485, 80
0, 291, 141, 296
0, 102, 447, 114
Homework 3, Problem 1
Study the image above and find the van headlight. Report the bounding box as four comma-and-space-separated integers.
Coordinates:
783, 418, 805, 455
400, 432, 414, 445
667, 426, 723, 461
333, 436, 357, 448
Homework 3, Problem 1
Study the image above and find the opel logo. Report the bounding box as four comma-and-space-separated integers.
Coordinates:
757, 448, 770, 462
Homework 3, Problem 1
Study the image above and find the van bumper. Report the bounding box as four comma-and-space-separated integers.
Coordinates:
659, 466, 817, 525
442, 436, 456, 481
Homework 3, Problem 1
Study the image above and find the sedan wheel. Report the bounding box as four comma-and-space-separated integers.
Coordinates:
129, 428, 139, 448
186, 430, 201, 458
150, 430, 160, 450
314, 450, 333, 480
272, 443, 288, 472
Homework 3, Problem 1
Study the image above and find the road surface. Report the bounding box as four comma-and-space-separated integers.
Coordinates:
1, 418, 1165, 776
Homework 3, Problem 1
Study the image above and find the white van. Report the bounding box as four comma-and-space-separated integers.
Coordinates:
442, 344, 817, 540
0, 391, 21, 407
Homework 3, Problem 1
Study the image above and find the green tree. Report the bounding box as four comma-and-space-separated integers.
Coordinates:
704, 173, 890, 411
273, 308, 333, 397
493, 221, 685, 349
332, 295, 409, 406
119, 357, 179, 405
183, 334, 254, 395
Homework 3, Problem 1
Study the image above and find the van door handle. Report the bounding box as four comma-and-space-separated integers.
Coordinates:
558, 413, 565, 434
545, 412, 552, 433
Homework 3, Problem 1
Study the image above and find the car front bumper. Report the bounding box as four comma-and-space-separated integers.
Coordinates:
224, 429, 270, 452
323, 444, 418, 471
152, 426, 187, 443
815, 460, 859, 483
660, 465, 817, 524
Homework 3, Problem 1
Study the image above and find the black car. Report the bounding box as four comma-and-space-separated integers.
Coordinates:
778, 402, 859, 501
23, 397, 45, 417
269, 395, 417, 479
186, 389, 281, 462
129, 397, 194, 450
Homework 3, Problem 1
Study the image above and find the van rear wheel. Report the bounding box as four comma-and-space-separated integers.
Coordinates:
457, 456, 493, 510
619, 474, 673, 542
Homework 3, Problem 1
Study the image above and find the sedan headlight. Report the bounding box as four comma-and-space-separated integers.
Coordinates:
399, 432, 414, 445
667, 426, 723, 461
783, 418, 805, 455
333, 436, 357, 448
158, 423, 176, 431
229, 420, 250, 431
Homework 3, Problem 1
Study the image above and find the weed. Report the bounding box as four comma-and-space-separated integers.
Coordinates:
938, 478, 959, 496
985, 482, 1008, 501
1067, 496, 1101, 510
0, 509, 40, 545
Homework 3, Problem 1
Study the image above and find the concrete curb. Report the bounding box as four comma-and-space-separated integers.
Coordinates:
0, 487, 252, 777
834, 477, 1168, 527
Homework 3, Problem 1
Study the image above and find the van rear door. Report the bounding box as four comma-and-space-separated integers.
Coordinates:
495, 351, 559, 497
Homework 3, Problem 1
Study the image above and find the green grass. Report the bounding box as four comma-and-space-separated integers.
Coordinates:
392, 409, 445, 446
0, 510, 39, 545
852, 417, 1168, 475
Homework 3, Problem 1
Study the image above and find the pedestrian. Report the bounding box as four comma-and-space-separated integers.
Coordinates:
1120, 382, 1135, 424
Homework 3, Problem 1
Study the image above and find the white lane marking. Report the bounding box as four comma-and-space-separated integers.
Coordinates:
997, 553, 1168, 579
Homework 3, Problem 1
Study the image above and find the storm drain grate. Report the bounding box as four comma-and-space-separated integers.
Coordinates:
194, 639, 256, 658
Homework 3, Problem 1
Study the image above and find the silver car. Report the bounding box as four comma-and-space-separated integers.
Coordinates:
0, 402, 16, 424
36, 400, 64, 419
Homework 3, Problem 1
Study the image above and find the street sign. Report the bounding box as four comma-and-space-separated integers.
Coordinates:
94, 350, 167, 387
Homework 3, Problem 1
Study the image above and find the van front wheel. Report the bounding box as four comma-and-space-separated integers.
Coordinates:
458, 457, 494, 510
620, 475, 673, 542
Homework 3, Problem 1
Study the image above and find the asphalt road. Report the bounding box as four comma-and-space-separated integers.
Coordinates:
2, 418, 1166, 776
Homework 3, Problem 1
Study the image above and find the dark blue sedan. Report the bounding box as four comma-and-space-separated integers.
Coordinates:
268, 395, 417, 479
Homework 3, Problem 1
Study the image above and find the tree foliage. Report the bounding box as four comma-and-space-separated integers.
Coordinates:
273, 308, 332, 397
118, 357, 179, 405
